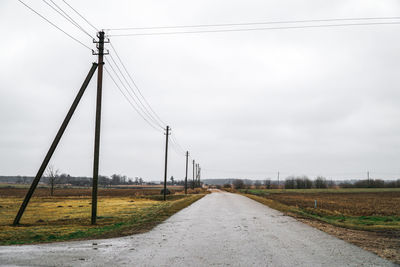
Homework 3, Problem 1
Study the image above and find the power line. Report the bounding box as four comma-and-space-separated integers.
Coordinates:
170, 133, 186, 154
104, 66, 163, 132
18, 0, 198, 181
169, 140, 185, 157
108, 21, 400, 37
107, 51, 190, 153
170, 140, 185, 157
42, 0, 94, 39
17, 0, 92, 50
61, 0, 99, 32
107, 44, 192, 156
106, 43, 192, 158
109, 42, 167, 127
106, 54, 165, 129
105, 58, 164, 131
108, 51, 165, 129
106, 16, 400, 31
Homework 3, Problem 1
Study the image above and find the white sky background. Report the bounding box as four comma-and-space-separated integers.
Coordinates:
1, 0, 400, 181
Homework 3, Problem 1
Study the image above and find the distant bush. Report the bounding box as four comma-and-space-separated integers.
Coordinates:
187, 188, 205, 194
285, 177, 296, 189
314, 176, 328, 189
285, 176, 312, 189
160, 188, 171, 195
233, 179, 245, 189
339, 181, 354, 188
354, 179, 385, 188
338, 179, 400, 188
264, 179, 271, 189
386, 179, 400, 188
223, 183, 231, 189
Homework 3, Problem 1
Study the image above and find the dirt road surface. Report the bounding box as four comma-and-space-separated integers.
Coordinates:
0, 191, 395, 266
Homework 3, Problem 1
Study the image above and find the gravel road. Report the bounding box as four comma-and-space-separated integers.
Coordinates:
0, 191, 395, 266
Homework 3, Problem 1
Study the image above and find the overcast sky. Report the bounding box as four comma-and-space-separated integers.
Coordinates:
1, 0, 400, 181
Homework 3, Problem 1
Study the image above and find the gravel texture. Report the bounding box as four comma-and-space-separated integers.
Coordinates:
0, 191, 395, 266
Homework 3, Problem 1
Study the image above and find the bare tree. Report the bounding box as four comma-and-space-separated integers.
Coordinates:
45, 164, 59, 196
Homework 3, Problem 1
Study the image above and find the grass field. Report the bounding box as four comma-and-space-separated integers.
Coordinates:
0, 183, 31, 189
239, 188, 400, 231
0, 185, 185, 197
242, 187, 400, 194
0, 187, 205, 245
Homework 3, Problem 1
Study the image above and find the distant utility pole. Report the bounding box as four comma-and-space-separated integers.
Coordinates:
185, 151, 189, 194
163, 126, 170, 201
12, 63, 98, 226
367, 171, 370, 184
192, 160, 195, 189
198, 166, 201, 187
277, 171, 280, 189
195, 163, 198, 188
91, 31, 108, 225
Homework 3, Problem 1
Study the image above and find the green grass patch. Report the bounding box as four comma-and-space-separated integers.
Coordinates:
243, 193, 400, 231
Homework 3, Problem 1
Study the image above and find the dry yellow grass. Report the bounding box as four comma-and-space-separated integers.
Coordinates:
0, 194, 204, 245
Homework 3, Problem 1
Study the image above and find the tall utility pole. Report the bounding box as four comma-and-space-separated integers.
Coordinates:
192, 160, 195, 189
163, 126, 170, 201
198, 166, 201, 187
198, 164, 201, 187
185, 151, 189, 194
13, 63, 98, 226
195, 163, 198, 188
91, 31, 106, 225
277, 171, 280, 189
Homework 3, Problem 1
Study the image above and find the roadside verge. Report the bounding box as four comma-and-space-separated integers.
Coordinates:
0, 194, 205, 245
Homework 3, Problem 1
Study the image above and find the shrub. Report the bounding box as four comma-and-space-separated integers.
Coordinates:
285, 176, 312, 189
264, 179, 271, 189
233, 179, 245, 189
285, 177, 296, 189
223, 183, 231, 189
315, 176, 328, 188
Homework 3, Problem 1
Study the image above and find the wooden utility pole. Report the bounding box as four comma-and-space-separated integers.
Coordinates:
192, 160, 195, 189
91, 31, 106, 225
13, 63, 98, 225
198, 166, 201, 187
185, 151, 189, 194
277, 171, 280, 189
195, 163, 198, 188
163, 126, 170, 201
198, 164, 201, 187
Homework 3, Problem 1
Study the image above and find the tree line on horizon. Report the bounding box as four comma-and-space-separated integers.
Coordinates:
224, 176, 400, 189
0, 173, 185, 187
